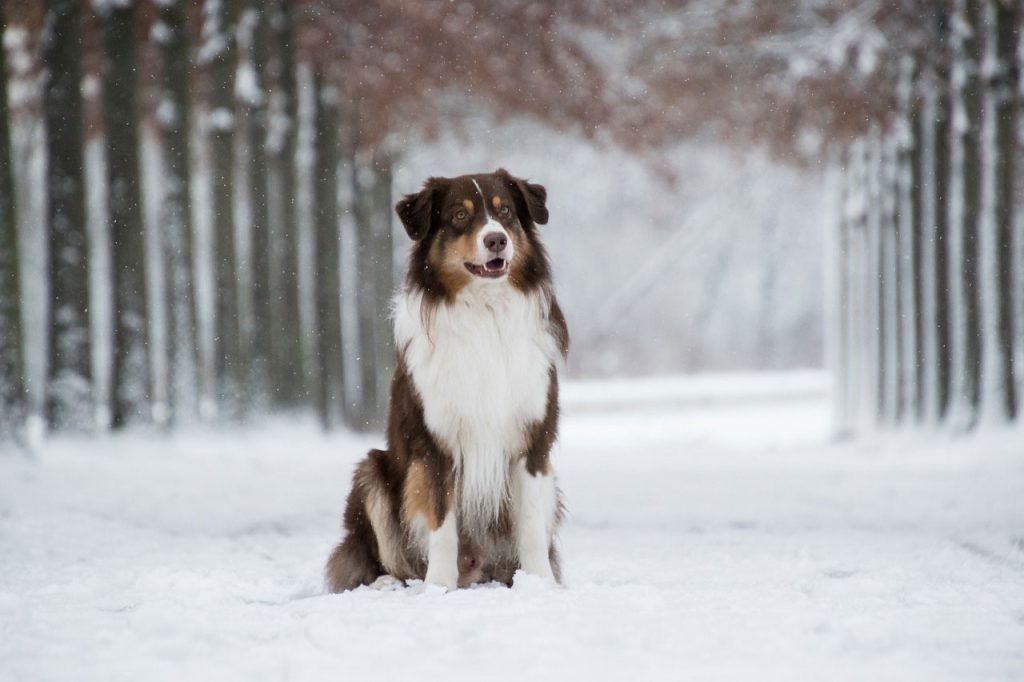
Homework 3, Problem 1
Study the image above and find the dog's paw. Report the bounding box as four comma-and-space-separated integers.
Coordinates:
511, 569, 559, 592
369, 575, 405, 591
407, 579, 452, 596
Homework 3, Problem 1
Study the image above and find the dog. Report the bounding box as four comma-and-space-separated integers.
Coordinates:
325, 169, 569, 592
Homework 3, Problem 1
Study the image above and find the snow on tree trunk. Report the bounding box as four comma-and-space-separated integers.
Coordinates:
0, 0, 24, 441
201, 0, 243, 417
156, 0, 198, 427
919, 81, 953, 426
102, 2, 150, 429
977, 0, 1019, 424
896, 58, 924, 424
312, 73, 344, 431
265, 0, 303, 408
947, 0, 984, 431
239, 1, 272, 401
881, 135, 903, 426
42, 0, 92, 431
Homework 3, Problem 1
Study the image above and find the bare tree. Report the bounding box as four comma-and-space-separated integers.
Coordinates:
266, 0, 303, 407
977, 0, 1019, 423
101, 1, 150, 428
0, 0, 24, 440
201, 0, 243, 415
239, 0, 272, 398
312, 71, 344, 430
155, 0, 198, 426
896, 58, 924, 422
947, 0, 984, 431
42, 0, 91, 430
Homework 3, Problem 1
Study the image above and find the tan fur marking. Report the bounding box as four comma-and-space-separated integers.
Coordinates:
365, 487, 409, 576
462, 199, 475, 214
403, 460, 439, 530
429, 233, 473, 295
507, 228, 535, 291
492, 196, 502, 211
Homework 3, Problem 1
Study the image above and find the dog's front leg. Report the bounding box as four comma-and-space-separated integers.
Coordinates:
424, 509, 459, 591
512, 458, 557, 581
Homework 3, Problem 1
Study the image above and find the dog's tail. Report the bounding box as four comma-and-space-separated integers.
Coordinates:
325, 455, 385, 593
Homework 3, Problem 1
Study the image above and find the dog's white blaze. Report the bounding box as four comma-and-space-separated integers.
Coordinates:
423, 510, 459, 591
394, 285, 560, 530
472, 179, 513, 262
512, 458, 558, 579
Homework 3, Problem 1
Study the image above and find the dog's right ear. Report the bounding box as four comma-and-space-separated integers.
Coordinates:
395, 177, 446, 241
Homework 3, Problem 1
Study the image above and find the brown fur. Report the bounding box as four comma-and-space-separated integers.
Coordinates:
325, 170, 567, 593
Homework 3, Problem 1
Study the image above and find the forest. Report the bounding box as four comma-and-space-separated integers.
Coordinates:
0, 1, 1021, 444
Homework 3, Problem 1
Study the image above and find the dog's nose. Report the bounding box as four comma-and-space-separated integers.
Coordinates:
483, 232, 508, 253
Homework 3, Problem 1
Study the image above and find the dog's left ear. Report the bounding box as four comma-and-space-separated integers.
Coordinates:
395, 177, 446, 241
497, 168, 548, 226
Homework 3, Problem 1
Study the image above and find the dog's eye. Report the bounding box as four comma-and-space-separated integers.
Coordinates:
454, 209, 468, 221
498, 205, 511, 217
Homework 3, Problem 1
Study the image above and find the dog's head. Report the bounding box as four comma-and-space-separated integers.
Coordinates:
395, 169, 550, 300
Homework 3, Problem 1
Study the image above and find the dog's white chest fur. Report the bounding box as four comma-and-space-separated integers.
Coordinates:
394, 284, 560, 527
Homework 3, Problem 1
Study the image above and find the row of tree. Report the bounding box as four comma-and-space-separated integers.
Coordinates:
0, 1, 612, 444
831, 0, 1022, 433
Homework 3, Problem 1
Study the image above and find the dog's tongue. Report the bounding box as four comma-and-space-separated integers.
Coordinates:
485, 258, 505, 272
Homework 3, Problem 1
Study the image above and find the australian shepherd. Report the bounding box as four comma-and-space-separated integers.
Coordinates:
325, 169, 569, 592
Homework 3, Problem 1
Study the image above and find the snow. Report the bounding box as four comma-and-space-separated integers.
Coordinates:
2, 372, 1023, 681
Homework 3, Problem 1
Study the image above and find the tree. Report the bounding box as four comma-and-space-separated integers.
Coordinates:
896, 58, 924, 423
266, 0, 303, 407
977, 0, 1019, 423
42, 0, 91, 431
201, 0, 244, 416
102, 1, 150, 428
312, 71, 344, 431
0, 0, 24, 440
919, 72, 953, 425
239, 0, 272, 399
947, 0, 984, 431
155, 0, 199, 426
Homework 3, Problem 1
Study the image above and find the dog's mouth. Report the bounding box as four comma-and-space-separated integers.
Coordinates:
465, 258, 508, 279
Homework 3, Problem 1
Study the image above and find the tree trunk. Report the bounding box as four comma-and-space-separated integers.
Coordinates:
978, 0, 1019, 423
896, 58, 924, 423
371, 155, 396, 422
0, 0, 24, 440
920, 81, 953, 426
102, 3, 150, 429
202, 0, 243, 416
947, 0, 984, 431
827, 149, 851, 437
42, 0, 91, 431
881, 135, 903, 425
844, 139, 867, 430
266, 0, 303, 407
352, 155, 380, 430
312, 72, 344, 431
156, 0, 198, 426
865, 130, 884, 426
240, 1, 272, 400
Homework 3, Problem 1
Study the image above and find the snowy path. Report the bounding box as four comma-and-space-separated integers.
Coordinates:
2, 373, 1023, 681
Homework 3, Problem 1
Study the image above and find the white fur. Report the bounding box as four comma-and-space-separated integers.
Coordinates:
393, 284, 560, 530
423, 511, 459, 591
512, 458, 558, 580
471, 179, 513, 263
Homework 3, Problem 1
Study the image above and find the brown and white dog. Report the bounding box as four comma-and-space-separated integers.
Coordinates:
325, 169, 569, 592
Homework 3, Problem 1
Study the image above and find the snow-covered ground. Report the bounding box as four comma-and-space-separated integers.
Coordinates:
1, 371, 1023, 682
